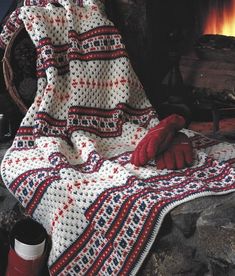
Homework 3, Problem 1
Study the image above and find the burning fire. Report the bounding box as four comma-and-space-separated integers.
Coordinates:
204, 0, 235, 36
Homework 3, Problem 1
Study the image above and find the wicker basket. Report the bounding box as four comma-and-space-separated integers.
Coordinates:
3, 24, 37, 114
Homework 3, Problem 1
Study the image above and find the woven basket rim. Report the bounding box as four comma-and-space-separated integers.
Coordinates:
3, 24, 29, 114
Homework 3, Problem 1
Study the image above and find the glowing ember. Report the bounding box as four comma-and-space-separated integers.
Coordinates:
204, 0, 235, 36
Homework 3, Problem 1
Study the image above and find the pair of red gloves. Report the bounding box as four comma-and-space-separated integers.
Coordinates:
131, 114, 193, 170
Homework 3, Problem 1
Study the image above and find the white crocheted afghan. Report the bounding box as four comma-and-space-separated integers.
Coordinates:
1, 0, 235, 275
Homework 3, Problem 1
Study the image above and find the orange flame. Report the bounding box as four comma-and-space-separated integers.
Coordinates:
204, 0, 235, 36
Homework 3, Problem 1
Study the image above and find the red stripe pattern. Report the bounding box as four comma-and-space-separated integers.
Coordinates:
1, 1, 235, 276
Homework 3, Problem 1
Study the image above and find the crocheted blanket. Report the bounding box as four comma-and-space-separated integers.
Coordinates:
1, 1, 235, 275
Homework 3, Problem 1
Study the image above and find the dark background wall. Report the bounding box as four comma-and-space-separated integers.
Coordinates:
105, 0, 199, 106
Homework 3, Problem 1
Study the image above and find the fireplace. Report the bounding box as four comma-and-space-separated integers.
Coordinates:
136, 0, 235, 127
179, 0, 235, 126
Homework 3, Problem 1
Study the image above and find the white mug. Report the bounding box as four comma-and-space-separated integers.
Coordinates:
10, 218, 47, 261
14, 238, 46, 261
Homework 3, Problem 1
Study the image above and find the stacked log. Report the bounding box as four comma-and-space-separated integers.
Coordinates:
180, 35, 235, 108
180, 55, 235, 92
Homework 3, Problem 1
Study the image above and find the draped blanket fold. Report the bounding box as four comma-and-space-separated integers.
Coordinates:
1, 1, 235, 275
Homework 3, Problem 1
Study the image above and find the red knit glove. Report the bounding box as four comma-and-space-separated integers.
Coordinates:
156, 132, 193, 170
131, 114, 185, 166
